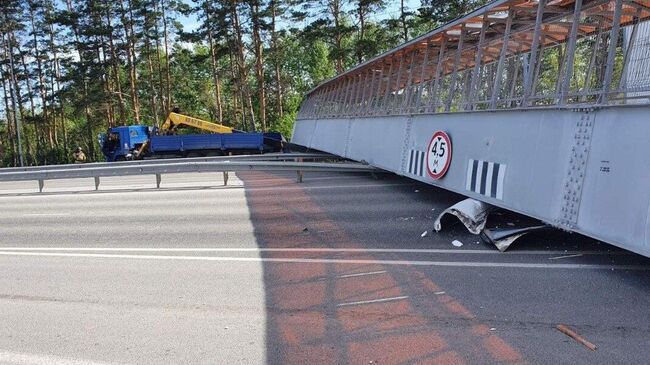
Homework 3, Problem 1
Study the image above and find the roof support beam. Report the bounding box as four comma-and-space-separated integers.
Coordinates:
522, 0, 546, 106
415, 41, 432, 111
490, 7, 514, 109
619, 8, 642, 91
601, 0, 623, 103
468, 14, 490, 110
429, 35, 448, 112
560, 0, 584, 104
446, 25, 466, 111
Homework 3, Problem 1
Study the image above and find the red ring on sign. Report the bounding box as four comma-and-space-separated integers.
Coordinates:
426, 131, 452, 179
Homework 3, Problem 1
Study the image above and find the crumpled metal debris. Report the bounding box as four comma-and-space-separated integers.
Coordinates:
433, 198, 495, 235
480, 225, 549, 251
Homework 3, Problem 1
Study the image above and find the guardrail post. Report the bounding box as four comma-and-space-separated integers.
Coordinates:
296, 157, 304, 183
223, 171, 229, 186
38, 179, 44, 193
156, 173, 162, 188
94, 177, 100, 191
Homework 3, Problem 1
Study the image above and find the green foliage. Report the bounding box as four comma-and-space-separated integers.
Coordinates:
0, 0, 497, 167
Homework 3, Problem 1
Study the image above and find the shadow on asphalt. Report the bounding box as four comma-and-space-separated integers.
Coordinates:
240, 170, 650, 364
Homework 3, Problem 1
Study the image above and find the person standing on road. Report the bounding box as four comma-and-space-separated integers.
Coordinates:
73, 147, 87, 163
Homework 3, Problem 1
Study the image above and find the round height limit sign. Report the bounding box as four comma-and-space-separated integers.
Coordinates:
426, 131, 452, 179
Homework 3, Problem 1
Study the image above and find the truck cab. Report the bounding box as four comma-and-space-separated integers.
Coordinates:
99, 125, 150, 161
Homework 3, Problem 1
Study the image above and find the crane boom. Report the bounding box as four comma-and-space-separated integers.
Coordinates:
135, 112, 234, 157
161, 112, 234, 134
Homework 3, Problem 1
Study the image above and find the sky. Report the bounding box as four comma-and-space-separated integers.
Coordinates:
177, 0, 422, 33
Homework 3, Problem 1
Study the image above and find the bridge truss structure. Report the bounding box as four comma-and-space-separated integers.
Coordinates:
292, 0, 650, 257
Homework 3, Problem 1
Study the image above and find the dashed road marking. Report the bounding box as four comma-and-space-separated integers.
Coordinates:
337, 296, 410, 307
21, 213, 71, 217
0, 350, 120, 365
337, 270, 387, 278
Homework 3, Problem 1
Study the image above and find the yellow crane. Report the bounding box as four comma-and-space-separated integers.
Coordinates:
135, 112, 234, 158
160, 112, 234, 134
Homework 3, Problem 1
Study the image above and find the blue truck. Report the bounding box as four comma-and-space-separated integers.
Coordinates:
99, 118, 285, 161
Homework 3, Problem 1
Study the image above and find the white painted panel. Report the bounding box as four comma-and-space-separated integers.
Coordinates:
346, 116, 410, 172
310, 119, 350, 156
579, 106, 650, 257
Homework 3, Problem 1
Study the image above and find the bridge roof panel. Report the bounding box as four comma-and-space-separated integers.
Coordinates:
305, 0, 650, 96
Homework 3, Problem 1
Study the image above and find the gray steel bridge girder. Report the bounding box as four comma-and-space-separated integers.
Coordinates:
292, 106, 650, 258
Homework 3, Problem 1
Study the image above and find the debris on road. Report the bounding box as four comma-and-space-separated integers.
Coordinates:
421, 231, 428, 237
396, 216, 415, 221
434, 291, 445, 295
434, 198, 494, 234
481, 225, 550, 252
302, 227, 309, 232
414, 189, 420, 193
556, 324, 597, 351
452, 240, 463, 247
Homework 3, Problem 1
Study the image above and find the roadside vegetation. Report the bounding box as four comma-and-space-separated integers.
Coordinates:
0, 0, 486, 165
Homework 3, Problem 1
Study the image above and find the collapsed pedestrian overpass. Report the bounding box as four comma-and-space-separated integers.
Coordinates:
292, 0, 650, 257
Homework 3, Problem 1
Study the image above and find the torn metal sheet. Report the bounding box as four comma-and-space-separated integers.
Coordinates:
433, 198, 495, 235
480, 225, 549, 252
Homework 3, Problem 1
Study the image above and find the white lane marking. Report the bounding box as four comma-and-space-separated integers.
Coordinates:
549, 253, 584, 260
0, 251, 646, 270
0, 350, 121, 365
0, 247, 627, 256
21, 213, 71, 217
338, 296, 409, 307
337, 270, 387, 278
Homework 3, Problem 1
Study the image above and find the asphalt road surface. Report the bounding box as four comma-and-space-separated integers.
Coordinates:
0, 171, 648, 364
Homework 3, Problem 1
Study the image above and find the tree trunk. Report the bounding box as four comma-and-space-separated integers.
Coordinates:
28, 3, 54, 150
161, 0, 172, 113
18, 43, 37, 164
45, 6, 67, 153
250, 0, 266, 130
228, 52, 244, 129
270, 0, 283, 119
120, 0, 141, 124
400, 0, 409, 42
357, 2, 365, 63
3, 32, 25, 166
105, 3, 127, 124
153, 1, 167, 115
231, 1, 256, 131
66, 0, 95, 159
144, 37, 160, 127
206, 6, 223, 122
329, 0, 344, 73
0, 44, 17, 165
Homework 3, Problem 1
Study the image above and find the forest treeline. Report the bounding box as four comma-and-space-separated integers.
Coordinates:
0, 0, 486, 165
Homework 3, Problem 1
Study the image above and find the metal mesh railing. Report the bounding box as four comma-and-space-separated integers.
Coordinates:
298, 0, 650, 120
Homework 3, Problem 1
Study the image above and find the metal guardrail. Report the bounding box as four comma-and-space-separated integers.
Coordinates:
0, 152, 334, 173
0, 157, 377, 192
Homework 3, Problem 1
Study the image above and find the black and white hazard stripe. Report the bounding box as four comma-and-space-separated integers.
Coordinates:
407, 149, 426, 177
466, 159, 506, 200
